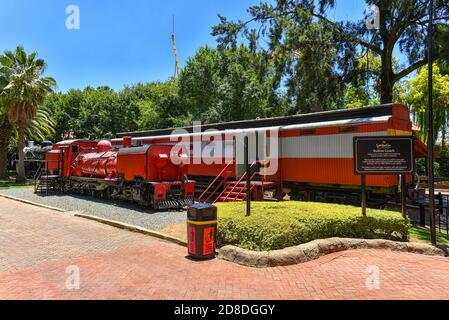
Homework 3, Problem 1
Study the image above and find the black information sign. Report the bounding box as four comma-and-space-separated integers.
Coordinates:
353, 136, 415, 175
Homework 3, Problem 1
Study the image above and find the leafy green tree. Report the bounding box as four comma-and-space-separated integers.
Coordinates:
406, 64, 449, 144
117, 84, 145, 132
344, 51, 406, 108
45, 90, 84, 140
46, 81, 182, 139
282, 21, 345, 113
132, 81, 183, 129
437, 146, 449, 177
0, 46, 56, 183
344, 86, 372, 109
49, 86, 135, 140
179, 45, 275, 123
178, 47, 220, 121
77, 86, 121, 139
212, 0, 449, 105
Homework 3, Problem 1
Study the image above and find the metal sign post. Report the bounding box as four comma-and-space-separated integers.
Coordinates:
400, 174, 407, 219
427, 0, 437, 245
361, 174, 367, 216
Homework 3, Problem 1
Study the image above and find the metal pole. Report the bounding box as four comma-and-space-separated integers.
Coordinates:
419, 203, 426, 227
244, 136, 250, 216
427, 0, 437, 245
438, 192, 443, 233
401, 174, 407, 219
361, 174, 367, 216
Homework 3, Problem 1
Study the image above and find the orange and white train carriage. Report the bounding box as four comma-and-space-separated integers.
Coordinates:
112, 103, 427, 204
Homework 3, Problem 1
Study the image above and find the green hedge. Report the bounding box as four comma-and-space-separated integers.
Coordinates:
215, 202, 411, 251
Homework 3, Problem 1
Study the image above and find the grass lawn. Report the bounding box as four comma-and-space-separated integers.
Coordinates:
215, 201, 410, 251
0, 179, 33, 189
409, 226, 449, 245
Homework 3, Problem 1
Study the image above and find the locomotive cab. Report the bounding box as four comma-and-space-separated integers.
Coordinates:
117, 144, 194, 209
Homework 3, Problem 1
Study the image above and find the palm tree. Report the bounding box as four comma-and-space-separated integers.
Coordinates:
0, 100, 56, 180
0, 64, 13, 179
0, 104, 12, 180
0, 46, 56, 183
8, 106, 56, 144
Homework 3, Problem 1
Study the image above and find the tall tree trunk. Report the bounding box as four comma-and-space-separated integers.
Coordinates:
0, 117, 12, 179
15, 121, 26, 183
380, 48, 394, 104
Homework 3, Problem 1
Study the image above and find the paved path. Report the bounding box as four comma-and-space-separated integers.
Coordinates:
0, 188, 187, 238
1, 196, 449, 300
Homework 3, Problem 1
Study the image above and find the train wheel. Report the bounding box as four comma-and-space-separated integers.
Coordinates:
139, 184, 154, 208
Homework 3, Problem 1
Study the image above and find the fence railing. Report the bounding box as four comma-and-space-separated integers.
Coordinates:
414, 192, 449, 235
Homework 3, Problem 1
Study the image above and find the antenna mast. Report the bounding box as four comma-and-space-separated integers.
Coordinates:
171, 15, 181, 80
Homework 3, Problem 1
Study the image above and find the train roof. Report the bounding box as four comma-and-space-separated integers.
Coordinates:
116, 103, 403, 138
56, 139, 98, 145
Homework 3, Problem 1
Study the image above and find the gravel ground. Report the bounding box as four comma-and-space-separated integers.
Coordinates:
0, 187, 187, 232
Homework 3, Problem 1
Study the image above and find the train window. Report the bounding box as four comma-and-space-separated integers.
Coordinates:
339, 126, 358, 133
71, 145, 79, 153
300, 129, 316, 135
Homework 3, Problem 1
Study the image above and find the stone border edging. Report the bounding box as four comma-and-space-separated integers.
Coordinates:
74, 213, 188, 247
0, 193, 66, 212
217, 238, 449, 268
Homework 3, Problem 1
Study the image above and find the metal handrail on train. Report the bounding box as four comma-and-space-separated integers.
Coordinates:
198, 160, 234, 203
214, 160, 269, 203
226, 160, 269, 201
233, 170, 266, 201
34, 159, 61, 193
33, 161, 45, 182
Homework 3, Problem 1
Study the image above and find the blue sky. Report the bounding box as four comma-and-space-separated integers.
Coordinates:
0, 0, 372, 92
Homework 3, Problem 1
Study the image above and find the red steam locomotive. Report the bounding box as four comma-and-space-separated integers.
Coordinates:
39, 137, 195, 209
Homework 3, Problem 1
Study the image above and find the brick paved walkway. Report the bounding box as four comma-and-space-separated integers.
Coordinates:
1, 196, 449, 300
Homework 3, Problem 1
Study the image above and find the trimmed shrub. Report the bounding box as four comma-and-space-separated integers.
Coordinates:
216, 202, 411, 251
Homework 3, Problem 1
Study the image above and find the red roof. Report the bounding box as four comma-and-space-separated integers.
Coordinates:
415, 139, 439, 158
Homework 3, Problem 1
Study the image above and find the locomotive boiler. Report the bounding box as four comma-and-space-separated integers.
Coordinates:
71, 140, 118, 179
41, 138, 195, 210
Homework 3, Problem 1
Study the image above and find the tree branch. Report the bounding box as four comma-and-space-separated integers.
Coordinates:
412, 16, 449, 27
393, 58, 428, 82
221, 8, 384, 55
310, 12, 383, 54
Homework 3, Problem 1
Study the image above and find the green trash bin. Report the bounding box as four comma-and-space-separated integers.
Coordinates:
187, 203, 217, 260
